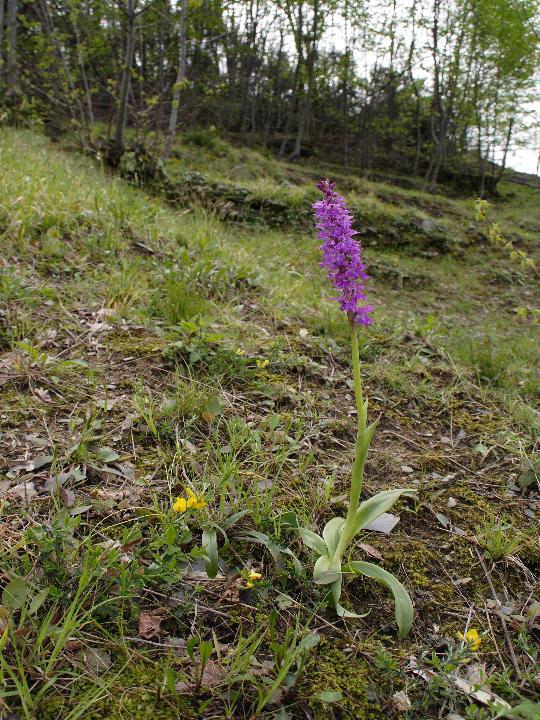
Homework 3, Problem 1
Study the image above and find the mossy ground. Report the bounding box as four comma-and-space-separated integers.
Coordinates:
297, 641, 385, 719
0, 128, 539, 719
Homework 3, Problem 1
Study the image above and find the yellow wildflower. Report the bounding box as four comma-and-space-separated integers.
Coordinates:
245, 570, 262, 589
236, 348, 246, 356
172, 489, 206, 512
185, 488, 206, 510
457, 628, 481, 651
172, 496, 187, 513
256, 358, 269, 368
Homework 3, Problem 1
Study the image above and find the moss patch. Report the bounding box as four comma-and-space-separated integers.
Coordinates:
297, 641, 386, 719
106, 330, 166, 357
86, 657, 196, 720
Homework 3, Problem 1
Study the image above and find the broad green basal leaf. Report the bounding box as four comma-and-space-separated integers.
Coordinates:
322, 516, 345, 555
298, 527, 327, 556
352, 489, 415, 537
202, 529, 218, 578
330, 576, 369, 619
343, 561, 413, 638
313, 554, 341, 585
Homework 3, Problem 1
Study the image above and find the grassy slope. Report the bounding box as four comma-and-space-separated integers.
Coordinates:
0, 128, 539, 719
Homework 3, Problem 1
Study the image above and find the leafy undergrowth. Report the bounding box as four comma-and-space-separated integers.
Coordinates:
0, 129, 539, 720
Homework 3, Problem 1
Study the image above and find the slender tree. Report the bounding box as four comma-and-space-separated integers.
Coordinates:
114, 0, 138, 157
0, 0, 5, 88
164, 0, 188, 159
5, 0, 16, 99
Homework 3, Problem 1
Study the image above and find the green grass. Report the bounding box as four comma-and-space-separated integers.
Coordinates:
1, 127, 539, 719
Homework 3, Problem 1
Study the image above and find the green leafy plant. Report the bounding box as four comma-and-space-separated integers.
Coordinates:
476, 516, 524, 560
475, 198, 536, 273
257, 614, 320, 714
185, 636, 214, 691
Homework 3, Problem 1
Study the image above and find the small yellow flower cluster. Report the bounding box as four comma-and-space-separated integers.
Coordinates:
245, 570, 262, 589
172, 488, 206, 513
256, 358, 269, 368
457, 628, 481, 651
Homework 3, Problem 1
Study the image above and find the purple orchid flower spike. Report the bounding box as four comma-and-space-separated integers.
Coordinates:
313, 179, 373, 326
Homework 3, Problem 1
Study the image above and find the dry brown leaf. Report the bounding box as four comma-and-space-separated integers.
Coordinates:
392, 690, 411, 712
200, 660, 228, 687
0, 372, 14, 386
164, 637, 187, 652
175, 679, 191, 693
219, 584, 241, 604
8, 481, 37, 502
9, 455, 53, 475
80, 646, 111, 676
87, 321, 112, 334
359, 543, 383, 561
33, 387, 51, 402
0, 481, 12, 498
60, 487, 75, 507
138, 609, 165, 639
175, 661, 228, 693
65, 639, 84, 651
92, 487, 139, 502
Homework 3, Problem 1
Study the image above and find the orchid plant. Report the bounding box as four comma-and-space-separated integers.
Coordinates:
298, 180, 414, 637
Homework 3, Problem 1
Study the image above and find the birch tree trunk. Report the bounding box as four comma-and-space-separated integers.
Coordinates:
72, 9, 94, 128
495, 115, 514, 186
163, 0, 187, 160
0, 0, 5, 89
6, 0, 17, 98
114, 0, 137, 157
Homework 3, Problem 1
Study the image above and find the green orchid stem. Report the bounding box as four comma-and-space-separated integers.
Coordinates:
351, 316, 364, 424
349, 317, 366, 433
333, 315, 369, 562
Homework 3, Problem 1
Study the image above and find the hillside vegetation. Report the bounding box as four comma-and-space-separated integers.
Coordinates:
0, 129, 539, 719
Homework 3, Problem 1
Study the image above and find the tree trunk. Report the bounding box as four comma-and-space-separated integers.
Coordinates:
289, 0, 320, 161
163, 0, 187, 160
0, 0, 5, 89
281, 0, 303, 160
495, 115, 514, 186
6, 0, 17, 98
429, 124, 446, 190
289, 96, 307, 160
151, 14, 163, 149
114, 0, 137, 157
341, 54, 349, 165
426, 0, 441, 188
237, 0, 258, 133
405, 3, 422, 175
272, 28, 284, 136
73, 17, 95, 128
412, 91, 422, 175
